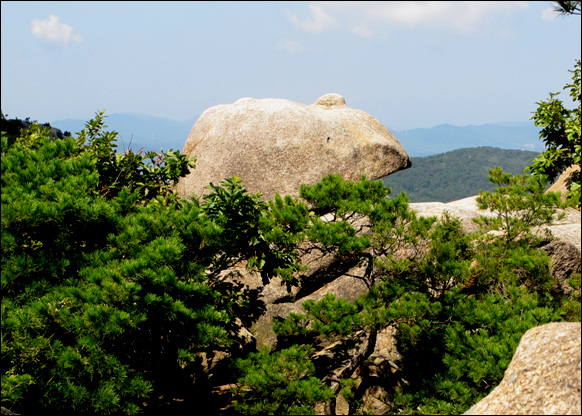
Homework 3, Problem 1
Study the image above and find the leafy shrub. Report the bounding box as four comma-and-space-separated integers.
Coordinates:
1, 113, 302, 414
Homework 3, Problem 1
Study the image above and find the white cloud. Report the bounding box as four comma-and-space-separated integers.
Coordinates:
286, 4, 339, 33
276, 40, 305, 53
293, 1, 530, 37
31, 15, 83, 45
541, 6, 558, 20
349, 24, 373, 38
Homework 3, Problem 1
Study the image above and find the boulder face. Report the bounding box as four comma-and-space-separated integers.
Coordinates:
464, 322, 581, 415
546, 164, 581, 199
175, 93, 411, 200
410, 196, 582, 251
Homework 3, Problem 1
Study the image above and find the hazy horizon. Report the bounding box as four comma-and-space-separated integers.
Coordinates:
2, 1, 580, 131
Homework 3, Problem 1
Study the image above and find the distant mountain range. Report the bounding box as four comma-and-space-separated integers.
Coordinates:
51, 113, 545, 157
52, 113, 198, 153
391, 122, 543, 157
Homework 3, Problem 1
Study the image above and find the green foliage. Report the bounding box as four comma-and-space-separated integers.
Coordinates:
232, 345, 334, 415
300, 174, 434, 286
391, 285, 560, 415
202, 176, 270, 274
372, 210, 566, 414
376, 169, 572, 414
261, 193, 312, 285
201, 178, 306, 289
274, 294, 364, 346
527, 60, 581, 208
0, 113, 301, 414
2, 109, 579, 415
560, 273, 582, 321
300, 173, 390, 218
475, 167, 565, 247
2, 123, 160, 413
76, 110, 196, 205
405, 213, 473, 300
273, 169, 574, 415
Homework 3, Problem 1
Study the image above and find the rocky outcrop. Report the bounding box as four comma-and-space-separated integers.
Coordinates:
543, 240, 582, 296
410, 196, 581, 296
211, 195, 580, 415
546, 164, 581, 201
464, 322, 581, 415
175, 93, 410, 201
409, 195, 582, 250
0, 117, 66, 139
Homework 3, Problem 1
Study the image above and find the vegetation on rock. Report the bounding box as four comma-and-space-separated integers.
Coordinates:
0, 114, 302, 414
2, 7, 581, 407
2, 110, 580, 415
527, 59, 581, 208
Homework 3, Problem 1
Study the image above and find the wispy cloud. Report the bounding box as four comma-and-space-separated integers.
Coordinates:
367, 1, 529, 33
288, 1, 530, 38
541, 6, 559, 20
286, 4, 339, 33
276, 39, 305, 53
349, 24, 373, 38
31, 15, 83, 46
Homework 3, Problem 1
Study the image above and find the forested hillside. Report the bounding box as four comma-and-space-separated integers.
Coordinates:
392, 122, 542, 157
382, 147, 541, 203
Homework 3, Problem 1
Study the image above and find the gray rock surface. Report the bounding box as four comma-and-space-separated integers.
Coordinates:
542, 240, 582, 295
175, 93, 410, 201
410, 195, 581, 250
251, 266, 370, 351
464, 322, 581, 415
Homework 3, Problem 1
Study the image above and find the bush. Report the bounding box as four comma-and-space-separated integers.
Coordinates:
1, 113, 302, 414
2, 113, 578, 415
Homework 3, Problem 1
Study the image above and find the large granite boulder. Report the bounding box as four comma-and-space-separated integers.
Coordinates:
175, 93, 411, 201
464, 322, 581, 415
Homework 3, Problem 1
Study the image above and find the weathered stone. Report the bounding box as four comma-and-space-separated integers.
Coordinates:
544, 222, 582, 251
251, 271, 370, 350
546, 164, 581, 201
409, 196, 581, 250
361, 385, 392, 415
464, 322, 581, 415
250, 302, 299, 351
409, 196, 494, 234
175, 93, 411, 201
367, 326, 401, 371
542, 240, 582, 295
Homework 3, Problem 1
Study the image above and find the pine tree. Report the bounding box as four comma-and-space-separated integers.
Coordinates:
1, 113, 303, 414
3, 113, 579, 415
269, 170, 577, 415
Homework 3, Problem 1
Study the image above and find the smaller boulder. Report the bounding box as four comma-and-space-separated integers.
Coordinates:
542, 240, 581, 295
464, 322, 581, 415
546, 164, 581, 202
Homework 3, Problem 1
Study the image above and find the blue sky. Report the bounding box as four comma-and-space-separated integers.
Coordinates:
1, 1, 580, 130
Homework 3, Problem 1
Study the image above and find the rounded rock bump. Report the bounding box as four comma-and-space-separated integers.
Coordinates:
314, 93, 346, 107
